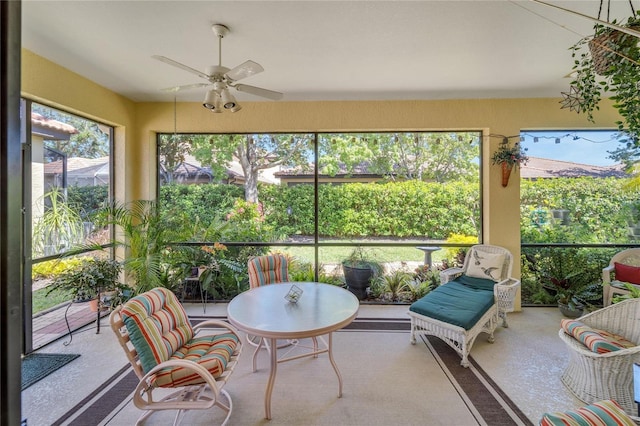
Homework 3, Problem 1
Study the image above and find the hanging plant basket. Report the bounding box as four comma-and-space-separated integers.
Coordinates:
588, 24, 640, 75
563, 1, 640, 145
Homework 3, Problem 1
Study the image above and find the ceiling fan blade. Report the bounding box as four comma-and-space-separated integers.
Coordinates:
160, 83, 211, 93
234, 84, 283, 100
225, 60, 264, 82
152, 55, 211, 80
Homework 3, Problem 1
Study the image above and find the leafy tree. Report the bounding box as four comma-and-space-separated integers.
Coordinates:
160, 131, 479, 206
158, 134, 194, 184
32, 103, 109, 158
319, 132, 480, 183
189, 134, 314, 203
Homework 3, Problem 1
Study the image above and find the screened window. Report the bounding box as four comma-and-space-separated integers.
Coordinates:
520, 130, 636, 244
30, 102, 113, 259
158, 130, 481, 250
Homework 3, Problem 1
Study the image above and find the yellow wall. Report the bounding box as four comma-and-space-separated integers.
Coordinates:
21, 49, 139, 202
21, 49, 624, 308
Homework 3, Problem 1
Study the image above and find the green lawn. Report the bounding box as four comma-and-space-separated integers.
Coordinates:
32, 287, 73, 315
280, 243, 448, 265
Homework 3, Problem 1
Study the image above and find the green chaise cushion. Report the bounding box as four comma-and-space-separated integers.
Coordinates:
410, 276, 495, 330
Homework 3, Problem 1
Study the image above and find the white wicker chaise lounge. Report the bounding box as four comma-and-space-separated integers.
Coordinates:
408, 244, 520, 367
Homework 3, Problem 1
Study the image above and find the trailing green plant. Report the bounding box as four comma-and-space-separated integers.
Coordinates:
46, 257, 123, 302
567, 12, 640, 145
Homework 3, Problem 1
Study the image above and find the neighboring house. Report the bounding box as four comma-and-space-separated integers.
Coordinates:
44, 156, 109, 188
159, 154, 280, 186
275, 162, 391, 186
521, 156, 627, 179
276, 156, 628, 186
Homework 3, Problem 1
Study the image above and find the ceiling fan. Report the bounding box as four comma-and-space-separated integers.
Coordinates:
153, 23, 283, 113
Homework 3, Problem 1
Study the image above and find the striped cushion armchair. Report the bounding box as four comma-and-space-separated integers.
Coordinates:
110, 287, 242, 425
248, 254, 290, 288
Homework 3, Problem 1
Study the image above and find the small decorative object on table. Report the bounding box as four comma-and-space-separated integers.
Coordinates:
285, 285, 303, 303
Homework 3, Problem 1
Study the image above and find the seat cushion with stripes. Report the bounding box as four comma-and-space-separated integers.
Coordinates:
248, 255, 290, 288
152, 332, 240, 388
121, 287, 194, 373
539, 399, 635, 426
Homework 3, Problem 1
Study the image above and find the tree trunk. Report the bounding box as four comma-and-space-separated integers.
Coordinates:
244, 171, 259, 203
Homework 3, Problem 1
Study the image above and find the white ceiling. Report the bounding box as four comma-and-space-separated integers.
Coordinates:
21, 1, 635, 103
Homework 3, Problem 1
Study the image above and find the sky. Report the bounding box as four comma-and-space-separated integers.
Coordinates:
520, 130, 625, 167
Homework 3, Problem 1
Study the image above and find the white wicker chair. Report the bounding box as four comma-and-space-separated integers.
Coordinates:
559, 298, 640, 415
409, 244, 520, 367
602, 248, 640, 306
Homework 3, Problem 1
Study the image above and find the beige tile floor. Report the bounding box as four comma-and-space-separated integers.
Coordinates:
21, 303, 585, 425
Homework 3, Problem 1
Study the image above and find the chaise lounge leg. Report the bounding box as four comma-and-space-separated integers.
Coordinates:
460, 355, 469, 368
500, 312, 509, 328
409, 318, 417, 344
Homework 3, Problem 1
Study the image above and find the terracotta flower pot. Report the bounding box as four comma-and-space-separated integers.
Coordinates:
88, 298, 99, 312
501, 162, 513, 187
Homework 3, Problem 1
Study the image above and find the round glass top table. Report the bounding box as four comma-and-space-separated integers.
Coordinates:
227, 282, 359, 419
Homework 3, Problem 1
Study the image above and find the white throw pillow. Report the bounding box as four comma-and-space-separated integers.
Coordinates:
466, 251, 505, 282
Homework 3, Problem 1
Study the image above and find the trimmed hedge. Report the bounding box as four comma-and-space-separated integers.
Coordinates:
260, 180, 479, 238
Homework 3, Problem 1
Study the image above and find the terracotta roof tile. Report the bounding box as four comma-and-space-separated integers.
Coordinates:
31, 112, 77, 135
520, 157, 627, 179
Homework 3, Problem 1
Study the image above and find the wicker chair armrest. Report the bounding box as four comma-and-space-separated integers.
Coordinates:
494, 278, 521, 313
628, 415, 640, 425
602, 265, 615, 284
579, 298, 640, 341
440, 267, 464, 284
558, 328, 640, 359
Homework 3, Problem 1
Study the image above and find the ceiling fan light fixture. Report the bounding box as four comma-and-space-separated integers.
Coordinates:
228, 102, 242, 113
203, 90, 218, 110
220, 88, 237, 109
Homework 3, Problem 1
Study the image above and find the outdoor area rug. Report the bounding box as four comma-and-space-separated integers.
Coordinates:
22, 353, 80, 390
53, 318, 532, 425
